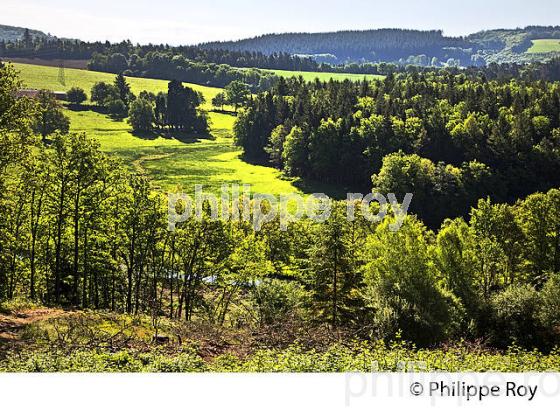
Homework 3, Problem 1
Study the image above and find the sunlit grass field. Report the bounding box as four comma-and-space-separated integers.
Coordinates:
11, 62, 220, 109
264, 68, 383, 82
527, 39, 560, 54
66, 109, 300, 194
12, 62, 302, 195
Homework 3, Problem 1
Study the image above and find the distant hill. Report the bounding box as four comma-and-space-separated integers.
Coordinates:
201, 26, 560, 66
2, 23, 559, 68
467, 26, 560, 64
200, 29, 473, 64
0, 24, 49, 43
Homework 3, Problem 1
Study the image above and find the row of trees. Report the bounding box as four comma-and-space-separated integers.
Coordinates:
211, 81, 251, 112
88, 73, 136, 117
88, 51, 279, 90
87, 74, 210, 133
128, 80, 209, 134
234, 66, 560, 226
1, 63, 560, 349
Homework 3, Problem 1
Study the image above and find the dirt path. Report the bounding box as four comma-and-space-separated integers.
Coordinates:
0, 308, 67, 342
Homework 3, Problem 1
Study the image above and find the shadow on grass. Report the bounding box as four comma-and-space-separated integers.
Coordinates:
292, 178, 362, 200
65, 103, 106, 114
130, 129, 216, 143
209, 109, 237, 116
236, 153, 354, 199
237, 153, 269, 166
66, 103, 127, 122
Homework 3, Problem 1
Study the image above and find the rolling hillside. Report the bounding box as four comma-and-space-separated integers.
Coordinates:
203, 26, 560, 66
201, 29, 473, 64
11, 62, 303, 195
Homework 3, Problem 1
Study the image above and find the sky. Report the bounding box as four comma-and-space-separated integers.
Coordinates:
2, 0, 560, 45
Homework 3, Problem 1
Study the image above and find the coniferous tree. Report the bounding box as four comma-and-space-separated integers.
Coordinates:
114, 73, 133, 106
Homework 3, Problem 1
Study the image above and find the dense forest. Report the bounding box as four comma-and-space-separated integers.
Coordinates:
0, 30, 408, 81
0, 31, 319, 71
0, 33, 399, 80
465, 58, 560, 82
202, 29, 475, 64
234, 60, 560, 227
1, 61, 560, 354
87, 51, 280, 90
202, 26, 560, 65
0, 30, 321, 73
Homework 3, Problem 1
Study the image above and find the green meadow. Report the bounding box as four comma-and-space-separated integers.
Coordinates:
12, 62, 302, 195
66, 108, 300, 195
527, 39, 560, 54
11, 62, 220, 109
264, 68, 383, 82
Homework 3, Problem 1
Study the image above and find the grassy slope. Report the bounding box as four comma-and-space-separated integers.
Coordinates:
12, 62, 301, 195
527, 39, 560, 54
264, 68, 383, 82
10, 62, 220, 109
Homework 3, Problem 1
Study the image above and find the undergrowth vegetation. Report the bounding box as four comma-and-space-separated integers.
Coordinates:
2, 308, 560, 372
3, 341, 560, 372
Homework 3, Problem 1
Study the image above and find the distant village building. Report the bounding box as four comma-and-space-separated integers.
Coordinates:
16, 89, 67, 100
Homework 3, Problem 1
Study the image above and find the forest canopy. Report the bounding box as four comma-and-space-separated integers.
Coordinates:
234, 62, 560, 227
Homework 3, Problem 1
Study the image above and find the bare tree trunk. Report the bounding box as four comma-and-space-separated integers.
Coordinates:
72, 190, 81, 305
126, 232, 135, 313
29, 187, 44, 301
169, 238, 175, 318
82, 225, 89, 308
54, 182, 66, 304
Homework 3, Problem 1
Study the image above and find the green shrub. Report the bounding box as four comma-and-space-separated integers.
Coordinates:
66, 87, 87, 105
127, 97, 155, 132
106, 98, 127, 117
489, 284, 542, 348
251, 279, 310, 325
363, 218, 465, 345
0, 297, 41, 314
3, 342, 560, 373
538, 274, 560, 343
